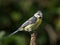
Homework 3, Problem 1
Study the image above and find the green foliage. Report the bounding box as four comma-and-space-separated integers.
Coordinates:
0, 16, 11, 29
0, 31, 5, 39
0, 34, 27, 45
10, 11, 22, 22
37, 34, 48, 45
58, 7, 60, 15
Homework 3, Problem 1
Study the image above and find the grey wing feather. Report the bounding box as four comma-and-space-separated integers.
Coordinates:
21, 16, 37, 28
21, 20, 30, 28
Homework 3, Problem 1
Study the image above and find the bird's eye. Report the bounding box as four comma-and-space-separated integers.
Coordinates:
38, 14, 40, 15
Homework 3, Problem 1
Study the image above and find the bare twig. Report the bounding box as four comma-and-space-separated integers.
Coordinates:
30, 33, 37, 45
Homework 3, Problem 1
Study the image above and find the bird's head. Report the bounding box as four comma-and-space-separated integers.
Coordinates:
34, 11, 43, 18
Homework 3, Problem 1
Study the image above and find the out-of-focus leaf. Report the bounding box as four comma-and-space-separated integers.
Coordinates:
19, 0, 33, 12
0, 0, 12, 6
10, 11, 22, 22
54, 18, 60, 30
3, 35, 26, 45
0, 16, 11, 29
37, 35, 47, 45
38, 0, 58, 9
0, 31, 5, 39
58, 7, 60, 15
14, 35, 26, 45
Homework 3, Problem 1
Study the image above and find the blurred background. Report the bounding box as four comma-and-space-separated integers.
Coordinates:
0, 0, 60, 45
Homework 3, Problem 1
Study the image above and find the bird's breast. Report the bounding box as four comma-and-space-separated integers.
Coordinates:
33, 18, 42, 30
24, 18, 42, 31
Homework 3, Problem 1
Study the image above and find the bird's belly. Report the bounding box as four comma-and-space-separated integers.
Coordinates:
24, 24, 34, 31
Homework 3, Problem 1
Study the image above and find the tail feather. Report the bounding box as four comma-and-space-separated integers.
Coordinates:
8, 28, 23, 37
8, 30, 19, 37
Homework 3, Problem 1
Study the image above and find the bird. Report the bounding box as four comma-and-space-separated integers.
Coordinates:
8, 11, 43, 37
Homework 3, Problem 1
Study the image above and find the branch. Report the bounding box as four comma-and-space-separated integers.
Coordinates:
30, 33, 37, 45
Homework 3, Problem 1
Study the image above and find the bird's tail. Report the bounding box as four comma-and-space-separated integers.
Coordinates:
8, 30, 19, 37
8, 27, 23, 37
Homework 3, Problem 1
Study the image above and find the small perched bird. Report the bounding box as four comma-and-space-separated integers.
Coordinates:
8, 11, 43, 37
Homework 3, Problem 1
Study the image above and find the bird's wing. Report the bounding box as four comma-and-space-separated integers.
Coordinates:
20, 16, 37, 28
